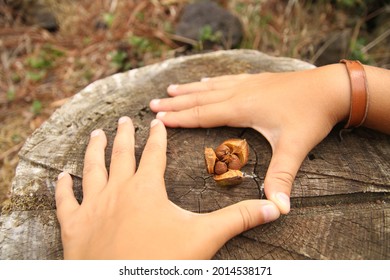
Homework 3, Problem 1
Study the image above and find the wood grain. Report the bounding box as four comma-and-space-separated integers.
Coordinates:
1, 50, 388, 259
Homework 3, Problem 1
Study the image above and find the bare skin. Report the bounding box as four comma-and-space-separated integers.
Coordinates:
55, 62, 389, 259
55, 117, 280, 259
150, 63, 390, 214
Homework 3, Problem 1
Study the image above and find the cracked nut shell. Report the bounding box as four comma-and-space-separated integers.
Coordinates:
222, 138, 249, 166
204, 138, 249, 186
204, 147, 217, 174
213, 170, 243, 186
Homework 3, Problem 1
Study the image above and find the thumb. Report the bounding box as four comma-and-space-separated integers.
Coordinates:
264, 139, 308, 214
202, 200, 280, 250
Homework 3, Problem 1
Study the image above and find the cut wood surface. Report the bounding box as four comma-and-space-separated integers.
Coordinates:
1, 50, 389, 259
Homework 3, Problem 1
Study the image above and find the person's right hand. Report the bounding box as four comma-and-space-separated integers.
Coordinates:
150, 64, 352, 214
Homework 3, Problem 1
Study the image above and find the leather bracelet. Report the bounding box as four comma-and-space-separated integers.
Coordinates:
340, 59, 369, 128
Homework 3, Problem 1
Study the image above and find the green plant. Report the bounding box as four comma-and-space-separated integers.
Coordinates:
83, 69, 94, 82
27, 55, 52, 69
31, 100, 43, 115
6, 88, 16, 102
25, 44, 65, 82
198, 25, 222, 43
26, 70, 46, 82
27, 45, 64, 70
349, 37, 371, 64
102, 12, 115, 28
45, 45, 65, 58
11, 73, 21, 83
128, 35, 165, 66
109, 50, 131, 71
195, 25, 223, 50
335, 0, 365, 8
129, 35, 153, 53
83, 37, 92, 45
135, 12, 144, 21
11, 133, 22, 144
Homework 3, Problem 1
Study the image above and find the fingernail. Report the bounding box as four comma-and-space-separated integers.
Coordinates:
263, 203, 280, 223
201, 77, 209, 82
150, 119, 160, 127
150, 99, 160, 108
90, 129, 101, 138
167, 84, 178, 92
118, 116, 130, 124
156, 111, 166, 119
58, 171, 66, 180
275, 192, 291, 212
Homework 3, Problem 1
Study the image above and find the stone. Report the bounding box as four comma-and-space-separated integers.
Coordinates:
175, 1, 243, 50
5, 0, 59, 32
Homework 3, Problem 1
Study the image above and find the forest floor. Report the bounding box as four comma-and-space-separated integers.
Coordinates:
1, 0, 389, 209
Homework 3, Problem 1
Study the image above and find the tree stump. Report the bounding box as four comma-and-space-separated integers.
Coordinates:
1, 50, 389, 259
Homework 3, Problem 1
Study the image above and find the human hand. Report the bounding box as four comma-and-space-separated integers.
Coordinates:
55, 116, 280, 259
149, 64, 351, 214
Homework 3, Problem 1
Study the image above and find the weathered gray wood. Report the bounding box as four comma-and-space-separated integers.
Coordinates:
1, 50, 389, 259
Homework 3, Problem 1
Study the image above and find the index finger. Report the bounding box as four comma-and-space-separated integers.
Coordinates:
156, 101, 250, 128
167, 74, 250, 96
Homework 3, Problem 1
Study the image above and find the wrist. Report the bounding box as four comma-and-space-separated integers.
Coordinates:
312, 63, 351, 126
339, 60, 369, 128
361, 65, 390, 134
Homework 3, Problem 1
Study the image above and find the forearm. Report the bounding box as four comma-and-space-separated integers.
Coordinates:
314, 63, 390, 135
363, 65, 390, 134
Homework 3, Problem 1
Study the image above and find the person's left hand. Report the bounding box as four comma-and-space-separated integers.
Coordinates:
55, 116, 280, 259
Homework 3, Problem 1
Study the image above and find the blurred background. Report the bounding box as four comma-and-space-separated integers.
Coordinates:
1, 0, 389, 208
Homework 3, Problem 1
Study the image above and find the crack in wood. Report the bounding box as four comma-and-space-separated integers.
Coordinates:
298, 170, 389, 187
3, 50, 389, 260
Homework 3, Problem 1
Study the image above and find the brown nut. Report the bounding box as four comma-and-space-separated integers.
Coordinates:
227, 154, 242, 170
204, 147, 217, 174
214, 161, 228, 175
213, 170, 243, 186
214, 144, 230, 161
222, 139, 249, 166
204, 138, 249, 187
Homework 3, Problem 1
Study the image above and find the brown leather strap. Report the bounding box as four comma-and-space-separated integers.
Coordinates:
340, 59, 369, 128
